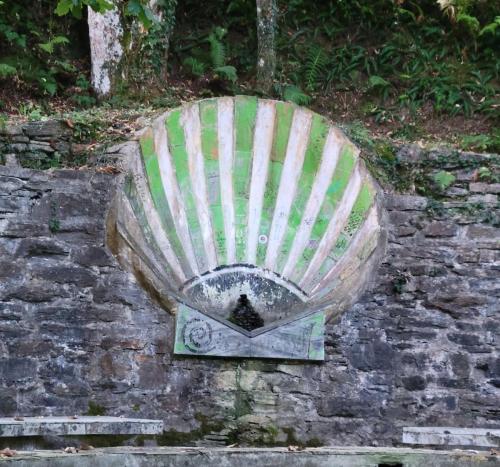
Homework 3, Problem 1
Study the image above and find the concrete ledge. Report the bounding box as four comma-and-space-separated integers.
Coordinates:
0, 417, 163, 438
403, 427, 500, 448
0, 447, 499, 467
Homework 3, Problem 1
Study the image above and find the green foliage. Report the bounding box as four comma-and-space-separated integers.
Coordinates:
38, 36, 69, 54
281, 85, 311, 105
342, 121, 374, 149
55, 0, 113, 18
368, 75, 391, 100
272, 0, 500, 116
214, 65, 237, 83
460, 130, 500, 152
303, 45, 328, 91
0, 0, 80, 96
125, 0, 156, 28
480, 16, 500, 36
456, 12, 480, 34
477, 166, 497, 182
18, 102, 45, 120
181, 26, 238, 84
0, 0, 498, 124
55, 0, 158, 29
0, 63, 16, 78
86, 401, 106, 416
135, 0, 178, 80
433, 170, 456, 190
183, 57, 206, 77
208, 28, 227, 68
71, 74, 97, 107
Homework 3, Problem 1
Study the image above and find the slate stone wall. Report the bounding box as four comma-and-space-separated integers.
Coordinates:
0, 121, 73, 169
0, 131, 498, 447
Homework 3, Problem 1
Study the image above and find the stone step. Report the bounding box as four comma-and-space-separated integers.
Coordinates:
1, 446, 499, 467
403, 426, 500, 448
0, 417, 163, 437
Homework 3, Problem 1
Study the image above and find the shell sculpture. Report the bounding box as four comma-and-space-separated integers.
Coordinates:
109, 96, 385, 361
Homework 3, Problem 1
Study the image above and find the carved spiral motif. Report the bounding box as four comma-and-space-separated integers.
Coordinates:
182, 318, 215, 353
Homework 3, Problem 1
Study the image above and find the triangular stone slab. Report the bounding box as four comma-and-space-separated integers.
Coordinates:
174, 304, 324, 361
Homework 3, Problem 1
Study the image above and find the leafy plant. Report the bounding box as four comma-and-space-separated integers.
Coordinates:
208, 28, 227, 69
368, 75, 392, 100
303, 45, 328, 91
480, 16, 500, 36
0, 63, 16, 78
183, 57, 206, 77
0, 0, 76, 95
460, 131, 500, 153
214, 65, 237, 83
181, 26, 238, 84
38, 36, 69, 54
55, 0, 113, 18
18, 102, 45, 120
71, 75, 97, 108
433, 170, 456, 190
281, 85, 311, 105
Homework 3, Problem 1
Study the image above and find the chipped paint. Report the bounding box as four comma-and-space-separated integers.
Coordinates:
110, 97, 385, 359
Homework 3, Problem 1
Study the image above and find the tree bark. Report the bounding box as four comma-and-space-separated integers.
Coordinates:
88, 5, 124, 98
87, 1, 177, 98
256, 0, 277, 94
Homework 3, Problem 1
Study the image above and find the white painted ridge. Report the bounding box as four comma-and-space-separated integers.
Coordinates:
130, 148, 186, 284
281, 128, 344, 279
299, 164, 362, 291
218, 97, 237, 264
310, 205, 379, 300
265, 107, 312, 270
152, 117, 199, 277
181, 104, 218, 271
247, 100, 276, 264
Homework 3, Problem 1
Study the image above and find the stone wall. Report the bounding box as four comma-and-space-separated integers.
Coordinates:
0, 132, 498, 447
0, 121, 72, 169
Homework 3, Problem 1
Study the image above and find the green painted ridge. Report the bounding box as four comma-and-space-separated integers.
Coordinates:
123, 176, 176, 281
165, 110, 208, 272
316, 182, 374, 280
199, 99, 226, 264
276, 114, 329, 273
270, 102, 294, 162
256, 102, 294, 265
293, 143, 357, 279
233, 96, 258, 262
334, 182, 374, 256
139, 132, 190, 275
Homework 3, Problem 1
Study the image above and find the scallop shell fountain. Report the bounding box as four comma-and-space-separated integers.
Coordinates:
107, 96, 385, 361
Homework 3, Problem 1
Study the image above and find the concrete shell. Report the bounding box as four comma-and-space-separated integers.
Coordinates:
108, 97, 385, 326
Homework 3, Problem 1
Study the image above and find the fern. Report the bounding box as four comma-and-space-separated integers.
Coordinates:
368, 75, 391, 99
183, 57, 206, 77
38, 35, 69, 54
457, 12, 480, 34
480, 16, 500, 36
282, 85, 311, 106
0, 63, 16, 78
304, 45, 328, 91
214, 65, 237, 83
207, 32, 225, 69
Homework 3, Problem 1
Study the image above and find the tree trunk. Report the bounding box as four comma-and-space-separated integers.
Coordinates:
88, 5, 124, 98
256, 0, 277, 94
87, 1, 177, 98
